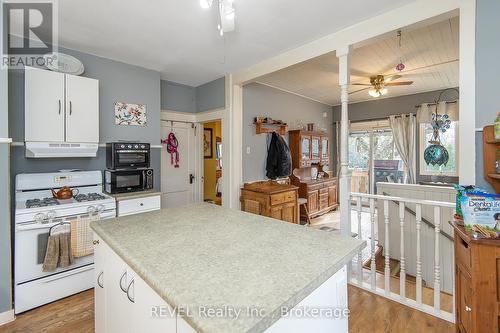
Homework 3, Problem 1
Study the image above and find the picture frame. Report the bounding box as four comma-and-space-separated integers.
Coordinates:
114, 102, 147, 126
204, 128, 213, 159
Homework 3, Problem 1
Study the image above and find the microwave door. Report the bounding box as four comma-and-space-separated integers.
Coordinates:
113, 171, 143, 193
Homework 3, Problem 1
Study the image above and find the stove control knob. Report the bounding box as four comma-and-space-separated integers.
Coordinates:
87, 206, 97, 215
121, 144, 125, 148
34, 213, 46, 223
96, 204, 105, 213
46, 210, 56, 221
140, 145, 145, 149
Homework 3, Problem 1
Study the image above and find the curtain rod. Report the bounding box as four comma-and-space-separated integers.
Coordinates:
414, 100, 457, 108
161, 119, 195, 126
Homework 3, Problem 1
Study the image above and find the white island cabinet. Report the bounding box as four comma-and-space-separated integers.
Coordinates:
94, 234, 348, 333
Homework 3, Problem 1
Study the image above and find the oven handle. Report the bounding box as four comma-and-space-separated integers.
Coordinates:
16, 211, 116, 231
41, 265, 94, 283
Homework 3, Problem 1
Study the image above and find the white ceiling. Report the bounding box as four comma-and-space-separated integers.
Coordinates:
255, 16, 459, 105
53, 0, 414, 86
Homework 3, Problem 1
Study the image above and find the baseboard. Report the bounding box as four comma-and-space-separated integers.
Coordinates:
0, 309, 15, 326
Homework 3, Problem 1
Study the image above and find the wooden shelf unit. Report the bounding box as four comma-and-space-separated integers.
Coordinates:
482, 125, 500, 193
255, 121, 288, 136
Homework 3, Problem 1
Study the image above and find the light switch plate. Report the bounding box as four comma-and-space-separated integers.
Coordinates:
246, 146, 251, 154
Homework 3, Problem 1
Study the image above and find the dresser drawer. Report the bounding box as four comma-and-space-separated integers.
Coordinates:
270, 191, 296, 205
118, 195, 161, 217
319, 188, 329, 195
455, 235, 471, 272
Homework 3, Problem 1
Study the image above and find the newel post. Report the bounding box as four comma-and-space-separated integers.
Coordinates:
337, 46, 351, 237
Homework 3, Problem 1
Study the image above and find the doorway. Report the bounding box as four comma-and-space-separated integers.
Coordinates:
349, 120, 404, 194
202, 120, 222, 205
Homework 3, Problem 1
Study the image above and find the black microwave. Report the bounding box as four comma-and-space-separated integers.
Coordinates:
104, 169, 153, 194
106, 142, 150, 169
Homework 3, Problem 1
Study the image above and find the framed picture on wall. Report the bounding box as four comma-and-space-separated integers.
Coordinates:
204, 128, 213, 159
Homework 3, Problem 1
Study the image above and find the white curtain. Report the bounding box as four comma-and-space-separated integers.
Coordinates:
416, 100, 459, 123
389, 114, 416, 184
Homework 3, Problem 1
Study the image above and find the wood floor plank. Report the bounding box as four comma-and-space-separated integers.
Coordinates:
0, 286, 455, 332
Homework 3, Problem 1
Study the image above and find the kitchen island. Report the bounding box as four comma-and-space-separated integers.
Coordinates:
90, 203, 365, 333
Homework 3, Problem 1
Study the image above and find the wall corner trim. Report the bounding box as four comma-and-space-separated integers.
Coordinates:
0, 138, 12, 143
0, 310, 15, 326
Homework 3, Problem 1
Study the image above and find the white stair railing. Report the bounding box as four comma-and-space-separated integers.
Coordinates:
349, 192, 455, 323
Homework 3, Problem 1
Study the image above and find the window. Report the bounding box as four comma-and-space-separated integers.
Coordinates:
419, 121, 458, 176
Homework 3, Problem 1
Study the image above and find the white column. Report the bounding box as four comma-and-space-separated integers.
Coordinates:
337, 46, 351, 237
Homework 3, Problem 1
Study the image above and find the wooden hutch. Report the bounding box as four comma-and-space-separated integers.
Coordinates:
450, 221, 500, 333
288, 129, 337, 221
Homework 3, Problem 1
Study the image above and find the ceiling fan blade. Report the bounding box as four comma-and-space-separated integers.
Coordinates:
385, 81, 413, 86
350, 83, 372, 86
385, 74, 402, 82
349, 87, 370, 95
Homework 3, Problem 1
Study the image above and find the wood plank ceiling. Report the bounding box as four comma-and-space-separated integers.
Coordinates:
255, 16, 459, 106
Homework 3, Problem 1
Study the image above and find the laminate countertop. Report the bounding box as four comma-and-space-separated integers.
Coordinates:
107, 190, 161, 202
90, 203, 365, 333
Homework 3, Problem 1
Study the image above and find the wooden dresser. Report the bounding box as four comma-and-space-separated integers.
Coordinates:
290, 168, 338, 221
449, 221, 500, 333
240, 181, 299, 224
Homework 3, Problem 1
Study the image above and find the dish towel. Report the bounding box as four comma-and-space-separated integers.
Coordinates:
70, 214, 99, 258
42, 232, 74, 272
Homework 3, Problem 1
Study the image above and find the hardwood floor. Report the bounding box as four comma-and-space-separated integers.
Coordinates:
0, 286, 455, 333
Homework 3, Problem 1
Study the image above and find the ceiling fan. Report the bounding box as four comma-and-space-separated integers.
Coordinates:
349, 74, 413, 98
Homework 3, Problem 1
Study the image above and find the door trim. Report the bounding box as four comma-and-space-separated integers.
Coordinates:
161, 109, 225, 205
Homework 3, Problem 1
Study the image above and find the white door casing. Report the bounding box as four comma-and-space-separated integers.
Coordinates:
160, 121, 197, 208
65, 74, 99, 143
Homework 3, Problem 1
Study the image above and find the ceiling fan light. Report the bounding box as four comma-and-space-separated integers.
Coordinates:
200, 0, 213, 9
368, 88, 380, 98
380, 87, 388, 95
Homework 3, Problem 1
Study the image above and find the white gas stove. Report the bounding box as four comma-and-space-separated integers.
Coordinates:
14, 171, 116, 314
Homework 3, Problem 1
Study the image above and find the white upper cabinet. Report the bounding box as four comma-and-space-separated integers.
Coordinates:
25, 67, 65, 142
24, 66, 99, 143
65, 74, 99, 143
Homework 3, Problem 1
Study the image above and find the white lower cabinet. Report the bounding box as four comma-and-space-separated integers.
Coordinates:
117, 195, 161, 217
93, 235, 176, 333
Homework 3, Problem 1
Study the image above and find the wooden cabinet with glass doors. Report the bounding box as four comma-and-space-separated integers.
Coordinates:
289, 130, 330, 169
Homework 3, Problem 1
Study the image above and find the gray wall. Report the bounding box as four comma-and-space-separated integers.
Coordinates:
242, 83, 333, 182
161, 80, 196, 113
196, 77, 225, 112
160, 77, 225, 113
475, 0, 500, 191
332, 89, 459, 184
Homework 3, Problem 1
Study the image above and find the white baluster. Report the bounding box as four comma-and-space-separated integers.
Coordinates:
415, 204, 423, 305
370, 198, 376, 290
399, 202, 406, 300
434, 206, 441, 312
384, 200, 390, 295
357, 196, 363, 285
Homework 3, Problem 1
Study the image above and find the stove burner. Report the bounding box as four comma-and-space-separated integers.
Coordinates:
74, 193, 106, 202
25, 197, 59, 208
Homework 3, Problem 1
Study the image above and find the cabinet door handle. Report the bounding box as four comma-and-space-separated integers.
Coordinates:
58, 100, 61, 114
93, 239, 99, 245
465, 306, 472, 312
97, 271, 104, 288
69, 101, 72, 115
126, 279, 135, 303
119, 271, 127, 292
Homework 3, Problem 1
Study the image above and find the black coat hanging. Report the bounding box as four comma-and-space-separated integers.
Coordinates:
266, 132, 292, 179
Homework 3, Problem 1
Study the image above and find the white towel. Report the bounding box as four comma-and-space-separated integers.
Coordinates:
70, 214, 99, 258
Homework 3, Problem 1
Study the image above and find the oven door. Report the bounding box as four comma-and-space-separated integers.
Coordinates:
114, 149, 150, 169
106, 170, 145, 193
14, 211, 114, 284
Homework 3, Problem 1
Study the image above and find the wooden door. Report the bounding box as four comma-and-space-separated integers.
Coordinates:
308, 191, 319, 213
161, 122, 197, 208
328, 185, 337, 206
457, 267, 472, 333
25, 67, 65, 142
311, 136, 321, 162
65, 74, 99, 143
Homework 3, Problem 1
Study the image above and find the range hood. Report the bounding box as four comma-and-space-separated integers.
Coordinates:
25, 142, 99, 158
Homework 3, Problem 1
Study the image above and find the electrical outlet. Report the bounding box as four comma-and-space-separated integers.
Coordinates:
246, 146, 251, 154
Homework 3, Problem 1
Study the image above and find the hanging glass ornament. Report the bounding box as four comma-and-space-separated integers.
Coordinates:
424, 108, 450, 166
